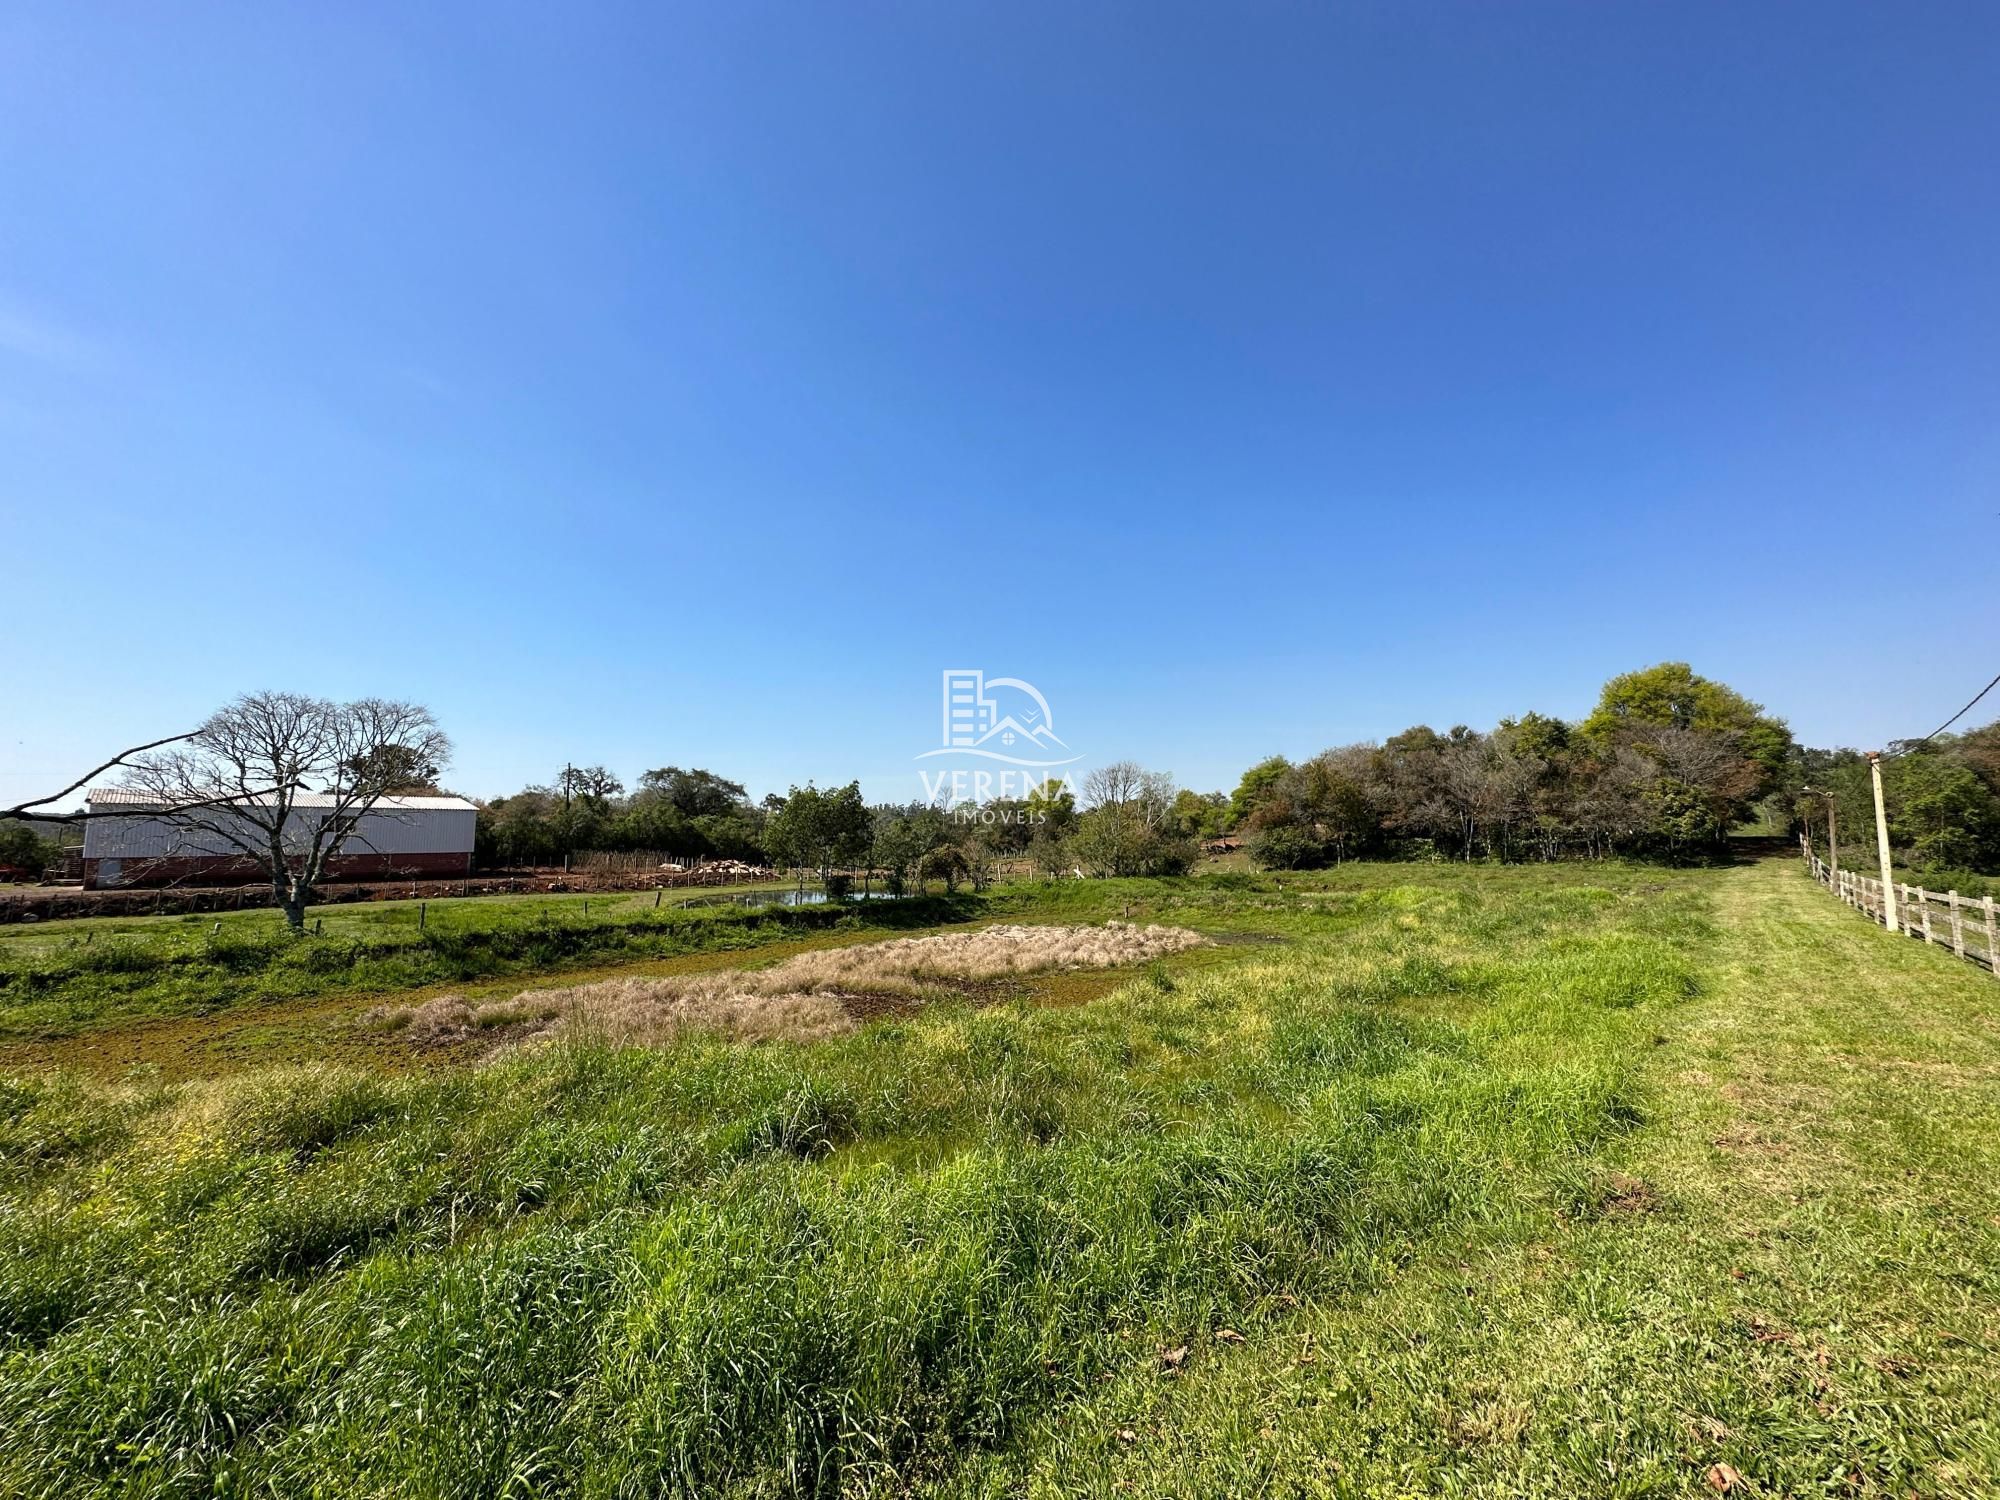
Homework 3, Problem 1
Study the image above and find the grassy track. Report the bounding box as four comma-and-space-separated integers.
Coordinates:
958, 859, 2000, 1496
0, 859, 1993, 1495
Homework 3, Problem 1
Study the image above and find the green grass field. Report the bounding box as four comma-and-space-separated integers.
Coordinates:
0, 885, 990, 1042
0, 858, 1993, 1496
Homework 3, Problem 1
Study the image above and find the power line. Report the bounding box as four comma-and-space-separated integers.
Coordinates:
1916, 668, 2000, 745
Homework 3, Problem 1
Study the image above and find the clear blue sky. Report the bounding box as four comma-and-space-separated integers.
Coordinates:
4, 3, 1996, 809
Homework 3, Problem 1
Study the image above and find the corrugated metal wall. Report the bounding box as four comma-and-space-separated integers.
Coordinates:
83, 806, 477, 860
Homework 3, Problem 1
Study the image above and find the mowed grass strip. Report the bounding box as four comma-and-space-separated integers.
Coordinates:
0, 871, 1705, 1496
957, 860, 2000, 1498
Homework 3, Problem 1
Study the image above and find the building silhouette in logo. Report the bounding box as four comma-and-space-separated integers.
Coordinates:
942, 669, 992, 748
925, 670, 1077, 766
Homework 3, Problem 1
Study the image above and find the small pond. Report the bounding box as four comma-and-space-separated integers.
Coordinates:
676, 888, 908, 909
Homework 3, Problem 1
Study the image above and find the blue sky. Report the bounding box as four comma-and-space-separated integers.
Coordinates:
3, 3, 1996, 809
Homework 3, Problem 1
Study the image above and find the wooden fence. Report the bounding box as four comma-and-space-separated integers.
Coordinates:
572, 851, 695, 872
1799, 834, 1997, 976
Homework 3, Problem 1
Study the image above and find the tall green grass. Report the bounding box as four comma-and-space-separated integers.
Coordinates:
0, 874, 1710, 1496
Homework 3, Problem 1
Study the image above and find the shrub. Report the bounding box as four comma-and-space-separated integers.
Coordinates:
1248, 825, 1325, 871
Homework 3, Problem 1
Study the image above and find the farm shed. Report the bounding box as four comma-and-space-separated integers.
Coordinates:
80, 788, 478, 889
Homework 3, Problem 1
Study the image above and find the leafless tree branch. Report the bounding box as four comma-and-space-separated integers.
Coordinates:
3, 732, 198, 822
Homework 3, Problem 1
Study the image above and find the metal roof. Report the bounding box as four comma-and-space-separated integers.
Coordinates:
85, 787, 479, 812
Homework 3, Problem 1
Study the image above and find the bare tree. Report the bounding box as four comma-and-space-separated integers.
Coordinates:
122, 693, 451, 933
558, 764, 624, 807
1076, 761, 1182, 876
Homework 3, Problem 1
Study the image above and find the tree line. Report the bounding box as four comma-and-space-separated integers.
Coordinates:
1227, 662, 1794, 868
12, 666, 1998, 920
1789, 728, 2000, 881
477, 766, 768, 867
475, 760, 1204, 890
1226, 662, 2000, 877
451, 662, 2000, 883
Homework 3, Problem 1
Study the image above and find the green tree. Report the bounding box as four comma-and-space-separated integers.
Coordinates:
1245, 750, 1380, 868
1227, 756, 1292, 830
0, 821, 56, 878
765, 782, 871, 885
1642, 775, 1725, 857
1024, 780, 1078, 878
1581, 662, 1793, 785
634, 767, 748, 819
1886, 751, 2000, 873
1169, 788, 1228, 840
1025, 780, 1078, 833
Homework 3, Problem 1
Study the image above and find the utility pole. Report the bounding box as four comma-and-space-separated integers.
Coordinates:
1868, 752, 1897, 933
1805, 785, 1838, 889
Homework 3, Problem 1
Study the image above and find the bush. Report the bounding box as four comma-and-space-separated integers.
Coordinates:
0, 823, 57, 880
1247, 825, 1325, 871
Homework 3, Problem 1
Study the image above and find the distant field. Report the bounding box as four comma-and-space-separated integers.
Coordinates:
0, 879, 801, 951
0, 883, 994, 1042
1, 857, 1994, 1496
0, 864, 1684, 1045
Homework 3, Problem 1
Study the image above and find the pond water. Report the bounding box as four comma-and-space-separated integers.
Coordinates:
676, 888, 907, 909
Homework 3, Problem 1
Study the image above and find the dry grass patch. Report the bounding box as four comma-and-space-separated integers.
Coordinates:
366, 922, 1206, 1049
770, 921, 1207, 991
374, 987, 855, 1049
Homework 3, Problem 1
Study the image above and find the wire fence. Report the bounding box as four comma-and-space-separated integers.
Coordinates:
1799, 834, 1998, 976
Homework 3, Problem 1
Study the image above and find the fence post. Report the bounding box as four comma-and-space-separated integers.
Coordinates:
1985, 896, 1999, 978
1948, 890, 1965, 958
1917, 887, 1933, 945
